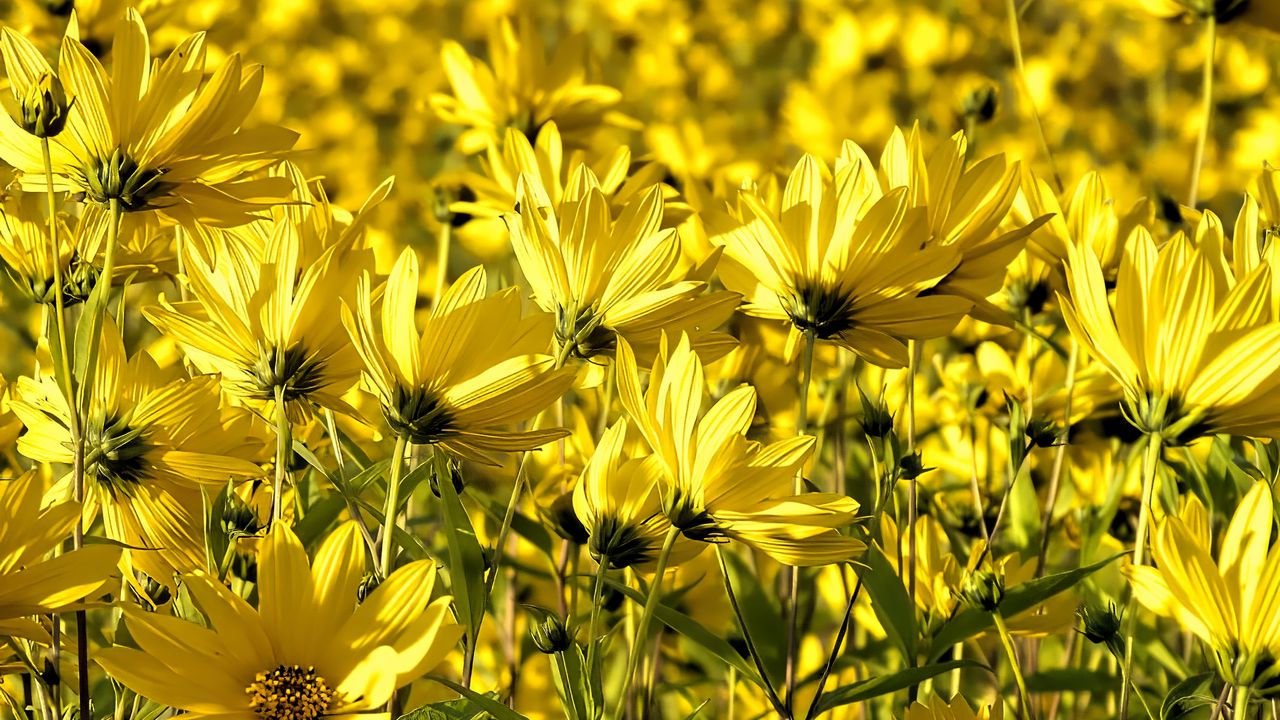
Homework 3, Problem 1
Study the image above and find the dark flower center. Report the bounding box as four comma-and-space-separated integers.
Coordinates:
248, 345, 328, 402
383, 385, 454, 444
246, 665, 334, 720
783, 283, 856, 339
84, 148, 172, 211
85, 412, 150, 491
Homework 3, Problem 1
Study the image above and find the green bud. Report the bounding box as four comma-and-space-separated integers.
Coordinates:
19, 73, 70, 138
898, 451, 931, 480
856, 384, 894, 439
959, 569, 1005, 612
1077, 601, 1123, 658
961, 84, 998, 124
525, 604, 574, 654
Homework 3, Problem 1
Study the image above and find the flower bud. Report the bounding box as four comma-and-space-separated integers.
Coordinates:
961, 84, 998, 124
525, 604, 574, 654
20, 73, 70, 138
959, 569, 1005, 612
1077, 601, 1123, 658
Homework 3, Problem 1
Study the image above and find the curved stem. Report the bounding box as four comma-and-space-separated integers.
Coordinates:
994, 611, 1035, 720
1004, 0, 1063, 193
1036, 341, 1079, 577
785, 328, 817, 713
611, 525, 679, 720
1186, 14, 1217, 209
1118, 434, 1162, 719
379, 433, 410, 577
585, 554, 609, 675
484, 453, 530, 595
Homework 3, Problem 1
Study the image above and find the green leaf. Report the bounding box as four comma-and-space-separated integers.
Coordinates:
681, 699, 710, 719
395, 698, 485, 720
1024, 668, 1117, 694
293, 494, 346, 546
861, 545, 917, 663
425, 676, 531, 720
1160, 672, 1216, 720
437, 454, 488, 637
814, 659, 986, 714
603, 576, 764, 688
469, 486, 554, 560
928, 553, 1122, 659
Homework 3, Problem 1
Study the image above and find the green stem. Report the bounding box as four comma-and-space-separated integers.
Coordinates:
1187, 14, 1217, 209
379, 433, 410, 577
994, 611, 1035, 720
270, 385, 292, 525
1236, 685, 1251, 720
1036, 341, 1079, 576
483, 453, 530, 595
785, 328, 817, 713
716, 547, 788, 717
323, 408, 379, 564
585, 554, 609, 675
611, 525, 679, 720
1004, 0, 1063, 193
1119, 434, 1162, 719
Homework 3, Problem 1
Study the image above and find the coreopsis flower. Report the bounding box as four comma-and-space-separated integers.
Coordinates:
904, 694, 1003, 720
616, 334, 864, 566
1126, 481, 1280, 690
573, 419, 695, 570
0, 470, 120, 638
1058, 214, 1280, 440
875, 125, 1048, 320
430, 15, 623, 154
143, 166, 387, 423
11, 320, 263, 580
0, 190, 80, 305
507, 164, 738, 367
343, 248, 576, 463
718, 146, 966, 367
0, 10, 297, 237
1015, 170, 1136, 280
97, 521, 463, 718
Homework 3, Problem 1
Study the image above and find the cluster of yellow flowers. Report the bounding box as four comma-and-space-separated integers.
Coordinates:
1, 1, 1279, 719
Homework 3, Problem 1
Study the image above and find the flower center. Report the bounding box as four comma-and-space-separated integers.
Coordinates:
783, 283, 856, 339
84, 148, 171, 211
248, 345, 328, 402
383, 385, 455, 444
246, 665, 334, 720
85, 412, 150, 491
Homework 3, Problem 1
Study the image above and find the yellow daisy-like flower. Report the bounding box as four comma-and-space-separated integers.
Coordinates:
573, 419, 695, 570
343, 248, 576, 463
0, 190, 79, 305
1058, 213, 1280, 440
0, 9, 297, 233
1126, 481, 1280, 690
616, 333, 864, 566
718, 145, 966, 367
143, 165, 387, 423
0, 470, 120, 639
904, 694, 1003, 720
508, 164, 738, 366
430, 15, 623, 154
97, 521, 463, 719
11, 320, 263, 580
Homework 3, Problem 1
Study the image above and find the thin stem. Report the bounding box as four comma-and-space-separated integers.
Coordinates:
1036, 341, 1079, 576
785, 328, 817, 713
906, 339, 920, 634
323, 408, 379, 564
1004, 0, 1063, 193
270, 385, 292, 525
716, 547, 787, 717
379, 433, 410, 576
1210, 683, 1231, 720
434, 221, 452, 307
610, 525, 679, 720
483, 453, 531, 595
585, 554, 610, 674
1118, 434, 1162, 719
1186, 15, 1217, 209
994, 611, 1035, 720
805, 572, 864, 720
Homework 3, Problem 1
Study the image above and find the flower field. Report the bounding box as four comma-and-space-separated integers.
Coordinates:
1, 1, 1280, 719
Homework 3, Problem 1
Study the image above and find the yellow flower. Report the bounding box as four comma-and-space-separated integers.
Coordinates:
0, 10, 297, 233
904, 694, 1003, 720
507, 163, 738, 366
572, 419, 695, 570
11, 320, 263, 580
718, 145, 966, 367
430, 15, 623, 154
143, 165, 388, 423
97, 521, 462, 717
1126, 481, 1280, 688
1058, 213, 1280, 440
616, 334, 864, 566
0, 190, 78, 305
343, 248, 575, 463
0, 470, 119, 639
